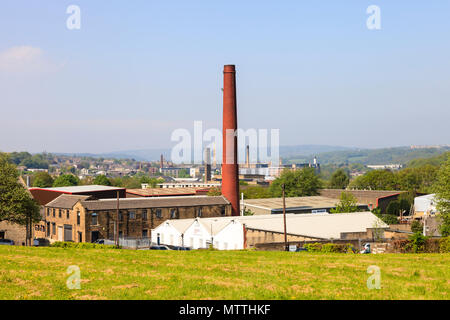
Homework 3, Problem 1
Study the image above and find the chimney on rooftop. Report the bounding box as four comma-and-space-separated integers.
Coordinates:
222, 65, 240, 216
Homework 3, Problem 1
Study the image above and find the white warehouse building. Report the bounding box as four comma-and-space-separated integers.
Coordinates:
151, 212, 388, 250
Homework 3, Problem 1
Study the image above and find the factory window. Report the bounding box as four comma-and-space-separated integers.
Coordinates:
58, 209, 62, 218
221, 207, 226, 216
47, 208, 50, 216
119, 231, 123, 238
142, 229, 148, 238
129, 211, 136, 220
77, 211, 80, 225
119, 212, 123, 221
52, 208, 55, 217
52, 223, 56, 235
197, 208, 202, 218
170, 209, 176, 219
66, 210, 70, 219
142, 210, 148, 220
156, 209, 162, 218
91, 213, 98, 225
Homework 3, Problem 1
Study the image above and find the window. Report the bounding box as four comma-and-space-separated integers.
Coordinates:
119, 212, 123, 221
47, 208, 50, 216
91, 213, 98, 225
66, 210, 70, 219
156, 209, 162, 218
142, 229, 148, 238
58, 209, 62, 218
77, 211, 80, 225
170, 209, 176, 219
52, 208, 55, 217
119, 231, 123, 238
221, 206, 226, 216
129, 211, 136, 219
142, 210, 148, 220
197, 208, 202, 218
52, 223, 56, 235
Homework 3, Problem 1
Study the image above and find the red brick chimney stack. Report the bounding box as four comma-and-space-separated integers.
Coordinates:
222, 64, 240, 216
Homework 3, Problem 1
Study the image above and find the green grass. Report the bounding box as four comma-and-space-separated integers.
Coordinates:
0, 246, 449, 300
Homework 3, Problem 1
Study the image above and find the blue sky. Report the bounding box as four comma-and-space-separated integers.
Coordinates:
0, 1, 449, 153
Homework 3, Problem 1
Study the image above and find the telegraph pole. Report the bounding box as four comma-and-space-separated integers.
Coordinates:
115, 190, 120, 247
282, 184, 287, 251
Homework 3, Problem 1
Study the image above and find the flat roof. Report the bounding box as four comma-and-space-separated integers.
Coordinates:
29, 185, 125, 193
126, 187, 208, 197
244, 196, 356, 211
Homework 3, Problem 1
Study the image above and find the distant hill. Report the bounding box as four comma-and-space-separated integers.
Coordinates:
286, 146, 450, 165
57, 145, 353, 162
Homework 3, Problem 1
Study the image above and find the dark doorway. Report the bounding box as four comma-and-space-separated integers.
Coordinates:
78, 232, 82, 243
64, 225, 72, 241
91, 231, 100, 243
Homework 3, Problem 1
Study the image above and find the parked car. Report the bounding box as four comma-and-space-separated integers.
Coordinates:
149, 245, 171, 250
295, 247, 308, 252
168, 245, 191, 251
93, 239, 105, 244
33, 238, 50, 247
0, 239, 14, 245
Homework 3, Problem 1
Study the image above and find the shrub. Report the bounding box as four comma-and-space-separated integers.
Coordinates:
303, 242, 355, 253
377, 214, 398, 225
51, 241, 119, 249
439, 237, 450, 253
405, 233, 428, 253
411, 220, 423, 233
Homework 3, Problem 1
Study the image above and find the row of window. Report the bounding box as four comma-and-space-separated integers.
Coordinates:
46, 207, 80, 223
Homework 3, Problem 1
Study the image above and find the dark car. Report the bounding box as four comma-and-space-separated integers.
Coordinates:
93, 239, 105, 244
295, 247, 308, 252
0, 239, 14, 245
168, 245, 191, 251
33, 238, 50, 247
150, 245, 171, 250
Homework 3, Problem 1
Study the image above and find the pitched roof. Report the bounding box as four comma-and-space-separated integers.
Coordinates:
156, 212, 388, 240
46, 194, 92, 209
81, 196, 230, 211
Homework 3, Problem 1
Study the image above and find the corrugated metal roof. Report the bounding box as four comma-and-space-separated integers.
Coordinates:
81, 195, 230, 210
244, 196, 350, 211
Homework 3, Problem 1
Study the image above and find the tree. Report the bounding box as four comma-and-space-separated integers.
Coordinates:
330, 192, 359, 213
329, 169, 349, 189
207, 187, 222, 196
0, 154, 40, 225
411, 220, 423, 234
386, 201, 401, 216
32, 171, 54, 188
270, 168, 322, 197
434, 156, 450, 236
241, 186, 272, 199
53, 174, 80, 187
93, 175, 111, 186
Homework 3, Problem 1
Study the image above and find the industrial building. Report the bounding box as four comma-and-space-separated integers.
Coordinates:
34, 195, 231, 243
243, 196, 369, 215
151, 212, 388, 250
126, 187, 210, 198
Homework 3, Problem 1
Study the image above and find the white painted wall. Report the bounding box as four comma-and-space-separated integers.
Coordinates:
214, 220, 244, 250
183, 220, 210, 249
151, 222, 183, 246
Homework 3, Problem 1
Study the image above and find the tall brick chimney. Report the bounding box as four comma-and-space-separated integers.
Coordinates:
222, 64, 240, 216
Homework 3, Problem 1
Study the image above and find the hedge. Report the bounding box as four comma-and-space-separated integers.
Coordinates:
390, 236, 450, 253
51, 241, 119, 249
303, 243, 356, 253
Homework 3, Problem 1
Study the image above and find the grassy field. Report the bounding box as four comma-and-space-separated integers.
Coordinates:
0, 246, 449, 300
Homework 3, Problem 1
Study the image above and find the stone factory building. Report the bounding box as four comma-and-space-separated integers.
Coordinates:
34, 195, 231, 243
